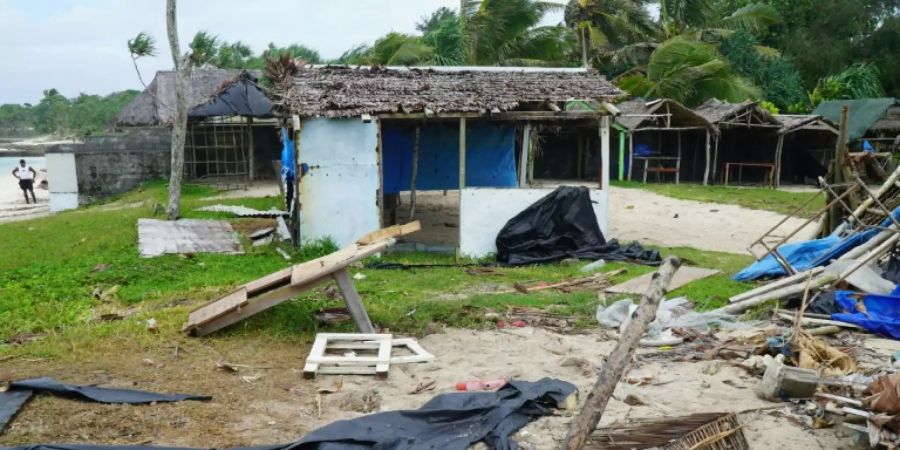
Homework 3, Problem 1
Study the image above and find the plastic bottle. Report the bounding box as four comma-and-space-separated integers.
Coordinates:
455, 378, 508, 391
580, 259, 606, 273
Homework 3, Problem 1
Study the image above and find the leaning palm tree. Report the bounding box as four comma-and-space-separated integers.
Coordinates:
465, 0, 567, 65
564, 0, 657, 67
617, 37, 760, 106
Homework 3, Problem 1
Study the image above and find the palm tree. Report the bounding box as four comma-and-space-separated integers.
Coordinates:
618, 37, 760, 106
465, 0, 566, 65
564, 0, 657, 67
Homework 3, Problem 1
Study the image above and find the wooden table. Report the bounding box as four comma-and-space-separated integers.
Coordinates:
724, 162, 775, 188
634, 156, 681, 184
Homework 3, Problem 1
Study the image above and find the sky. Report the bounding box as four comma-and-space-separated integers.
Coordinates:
0, 0, 566, 105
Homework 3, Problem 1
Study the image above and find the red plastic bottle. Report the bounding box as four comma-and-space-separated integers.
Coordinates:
455, 378, 509, 391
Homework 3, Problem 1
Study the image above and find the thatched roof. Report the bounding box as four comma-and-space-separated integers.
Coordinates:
693, 99, 779, 126
615, 98, 713, 131
774, 114, 838, 134
274, 66, 622, 118
116, 68, 271, 127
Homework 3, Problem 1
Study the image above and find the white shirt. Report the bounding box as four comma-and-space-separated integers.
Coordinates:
14, 165, 34, 180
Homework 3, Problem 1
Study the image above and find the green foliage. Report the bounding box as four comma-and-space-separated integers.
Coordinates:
719, 2, 781, 33
758, 100, 779, 114
1, 89, 138, 138
189, 31, 219, 65
619, 37, 760, 106
259, 43, 323, 65
127, 32, 157, 58
719, 30, 806, 110
809, 63, 887, 107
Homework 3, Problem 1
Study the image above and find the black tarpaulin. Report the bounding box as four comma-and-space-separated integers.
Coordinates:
496, 186, 661, 266
1, 378, 575, 450
188, 72, 273, 119
0, 378, 210, 434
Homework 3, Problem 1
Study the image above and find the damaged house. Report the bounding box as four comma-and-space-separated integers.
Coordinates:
269, 66, 621, 256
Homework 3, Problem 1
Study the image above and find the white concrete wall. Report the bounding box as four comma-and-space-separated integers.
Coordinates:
298, 118, 380, 248
46, 152, 78, 212
459, 187, 609, 258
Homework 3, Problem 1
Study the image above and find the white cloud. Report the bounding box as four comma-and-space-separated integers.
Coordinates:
0, 0, 565, 104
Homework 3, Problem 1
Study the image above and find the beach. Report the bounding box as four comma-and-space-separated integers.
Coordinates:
0, 156, 50, 222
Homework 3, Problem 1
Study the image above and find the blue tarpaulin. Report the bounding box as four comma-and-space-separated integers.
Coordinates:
382, 122, 517, 194
734, 207, 900, 281
833, 291, 900, 339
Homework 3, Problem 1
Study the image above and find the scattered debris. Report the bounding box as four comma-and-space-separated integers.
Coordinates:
605, 266, 720, 295
138, 218, 243, 258
408, 379, 436, 395
303, 333, 434, 379
589, 412, 749, 450
455, 378, 508, 391
313, 307, 352, 325
195, 204, 288, 217
513, 269, 626, 294
275, 247, 291, 260
146, 318, 158, 333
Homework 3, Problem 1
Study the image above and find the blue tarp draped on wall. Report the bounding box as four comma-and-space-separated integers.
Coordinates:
382, 122, 517, 194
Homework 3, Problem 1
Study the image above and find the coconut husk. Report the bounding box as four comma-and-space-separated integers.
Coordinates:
793, 330, 857, 377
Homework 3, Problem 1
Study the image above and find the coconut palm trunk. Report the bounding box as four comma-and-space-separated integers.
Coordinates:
165, 0, 192, 220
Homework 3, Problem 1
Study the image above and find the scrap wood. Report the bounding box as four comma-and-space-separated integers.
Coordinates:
864, 372, 900, 415
562, 256, 682, 450
774, 312, 864, 330
606, 266, 720, 295
356, 220, 421, 245
586, 412, 749, 450
513, 269, 626, 294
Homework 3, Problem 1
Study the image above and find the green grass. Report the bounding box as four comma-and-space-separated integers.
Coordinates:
0, 182, 757, 359
613, 180, 824, 217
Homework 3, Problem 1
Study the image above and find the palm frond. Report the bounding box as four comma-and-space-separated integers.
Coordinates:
720, 2, 782, 33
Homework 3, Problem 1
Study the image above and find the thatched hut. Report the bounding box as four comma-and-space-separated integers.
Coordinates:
270, 65, 621, 255
615, 99, 716, 184
116, 68, 275, 183
694, 99, 782, 186
773, 115, 838, 185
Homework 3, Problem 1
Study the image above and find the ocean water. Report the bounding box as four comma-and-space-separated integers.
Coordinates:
0, 156, 45, 174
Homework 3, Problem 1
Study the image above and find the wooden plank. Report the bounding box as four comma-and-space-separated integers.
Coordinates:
375, 334, 392, 378
191, 278, 326, 336
183, 287, 248, 332
334, 268, 376, 333
774, 312, 864, 330
606, 266, 720, 295
356, 221, 422, 245
303, 334, 330, 377
290, 240, 392, 286
245, 268, 293, 295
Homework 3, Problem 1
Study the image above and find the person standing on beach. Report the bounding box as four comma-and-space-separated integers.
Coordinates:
12, 159, 37, 204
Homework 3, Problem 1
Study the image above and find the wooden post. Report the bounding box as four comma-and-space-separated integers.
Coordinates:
247, 117, 255, 181
712, 133, 720, 183
676, 129, 682, 184
627, 132, 634, 181
332, 268, 376, 333
600, 116, 610, 190
774, 133, 784, 187
459, 117, 467, 190
292, 115, 302, 247
409, 125, 421, 219
617, 129, 625, 181
520, 123, 531, 187
561, 256, 683, 450
703, 128, 711, 185
576, 134, 585, 180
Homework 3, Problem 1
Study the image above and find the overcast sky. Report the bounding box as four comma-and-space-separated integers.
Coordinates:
0, 0, 566, 105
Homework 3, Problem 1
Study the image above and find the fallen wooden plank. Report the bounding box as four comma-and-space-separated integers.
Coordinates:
606, 266, 719, 295
183, 288, 248, 333
774, 312, 864, 330
290, 240, 392, 286
729, 267, 825, 303
356, 220, 421, 245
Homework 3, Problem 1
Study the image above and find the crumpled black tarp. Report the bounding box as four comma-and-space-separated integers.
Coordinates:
1, 378, 574, 450
496, 186, 661, 266
0, 377, 210, 433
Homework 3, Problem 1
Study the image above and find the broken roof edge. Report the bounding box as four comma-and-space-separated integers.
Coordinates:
309, 64, 595, 74
615, 98, 715, 131
776, 115, 839, 135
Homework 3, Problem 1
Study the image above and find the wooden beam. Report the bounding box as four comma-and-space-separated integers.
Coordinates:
333, 268, 376, 333
520, 123, 531, 187
599, 116, 610, 190
561, 257, 683, 450
409, 125, 421, 219
357, 220, 421, 245
459, 117, 467, 190
774, 134, 785, 187
627, 132, 634, 181
703, 129, 711, 185
247, 117, 255, 181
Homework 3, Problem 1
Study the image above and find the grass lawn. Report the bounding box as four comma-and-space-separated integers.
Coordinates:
0, 182, 756, 360
613, 180, 825, 217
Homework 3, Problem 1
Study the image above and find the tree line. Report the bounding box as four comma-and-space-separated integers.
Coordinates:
2, 0, 897, 139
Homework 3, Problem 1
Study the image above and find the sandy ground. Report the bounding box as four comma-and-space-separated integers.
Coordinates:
0, 327, 857, 449
381, 185, 812, 254
0, 169, 49, 224
608, 187, 817, 254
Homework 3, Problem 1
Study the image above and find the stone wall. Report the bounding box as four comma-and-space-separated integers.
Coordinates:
47, 128, 171, 202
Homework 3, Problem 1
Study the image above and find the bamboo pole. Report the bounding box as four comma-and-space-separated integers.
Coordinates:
703, 129, 710, 185
409, 126, 421, 220
561, 256, 682, 450
715, 274, 837, 316
728, 267, 825, 304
